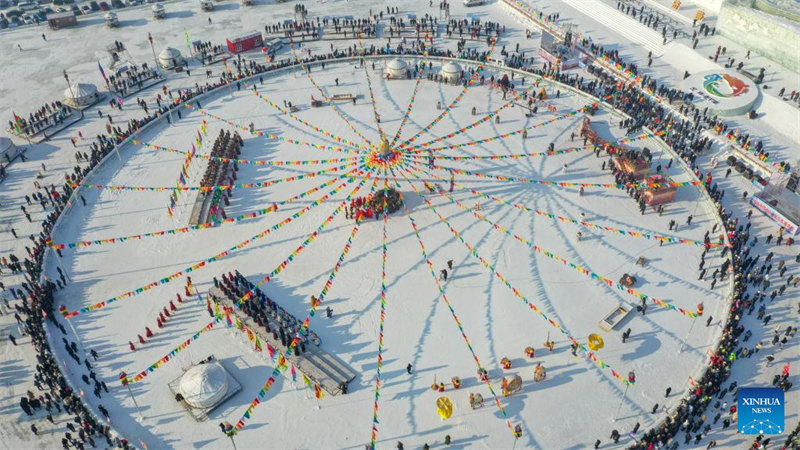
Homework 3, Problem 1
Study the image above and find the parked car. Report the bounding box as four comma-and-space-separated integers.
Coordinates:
80, 4, 90, 12
17, 2, 39, 11
99, 1, 108, 9
89, 1, 98, 10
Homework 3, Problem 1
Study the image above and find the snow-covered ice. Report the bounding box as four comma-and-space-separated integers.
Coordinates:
0, 0, 797, 448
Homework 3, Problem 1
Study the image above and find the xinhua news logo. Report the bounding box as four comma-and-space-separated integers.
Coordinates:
738, 387, 784, 435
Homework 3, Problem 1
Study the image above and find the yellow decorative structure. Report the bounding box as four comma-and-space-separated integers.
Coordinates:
436, 397, 453, 419
588, 333, 605, 351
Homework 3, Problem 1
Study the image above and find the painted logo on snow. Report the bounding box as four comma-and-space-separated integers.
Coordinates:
738, 387, 784, 435
703, 73, 750, 98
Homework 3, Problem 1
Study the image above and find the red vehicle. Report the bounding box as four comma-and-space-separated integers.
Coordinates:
99, 2, 110, 10
226, 31, 263, 54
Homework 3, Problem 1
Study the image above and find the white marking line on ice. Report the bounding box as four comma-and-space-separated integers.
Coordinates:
563, 0, 666, 56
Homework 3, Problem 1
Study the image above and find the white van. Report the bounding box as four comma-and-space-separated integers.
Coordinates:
488, 56, 506, 67
463, 0, 486, 6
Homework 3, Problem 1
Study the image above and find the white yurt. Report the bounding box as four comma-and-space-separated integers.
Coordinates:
104, 11, 119, 27
158, 47, 183, 69
151, 3, 165, 19
386, 58, 409, 79
440, 61, 462, 83
63, 83, 98, 108
179, 361, 229, 409
0, 137, 18, 162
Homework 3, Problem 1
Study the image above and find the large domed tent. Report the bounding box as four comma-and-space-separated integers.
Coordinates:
178, 361, 229, 409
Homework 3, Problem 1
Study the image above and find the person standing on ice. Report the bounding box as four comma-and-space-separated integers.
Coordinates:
406, 363, 412, 374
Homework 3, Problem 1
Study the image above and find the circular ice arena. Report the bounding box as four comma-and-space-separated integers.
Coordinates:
48, 56, 733, 448
4, 0, 798, 449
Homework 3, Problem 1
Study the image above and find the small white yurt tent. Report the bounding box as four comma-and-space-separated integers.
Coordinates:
386, 58, 409, 79
63, 83, 98, 108
440, 61, 462, 83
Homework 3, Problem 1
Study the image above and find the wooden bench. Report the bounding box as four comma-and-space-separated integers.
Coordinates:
330, 93, 355, 102
598, 306, 631, 331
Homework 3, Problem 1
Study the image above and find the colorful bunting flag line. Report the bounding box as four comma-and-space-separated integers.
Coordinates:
428, 171, 719, 247
390, 75, 424, 147
69, 162, 356, 192
400, 165, 636, 386
60, 171, 361, 318
130, 135, 359, 167
284, 179, 379, 357
396, 84, 469, 150
396, 39, 498, 150
399, 187, 509, 421
228, 172, 373, 310
184, 102, 365, 156
411, 166, 702, 320
123, 317, 222, 384
306, 71, 375, 147
231, 175, 374, 431
48, 168, 358, 250
167, 123, 203, 217
404, 83, 537, 152
404, 106, 596, 155
369, 177, 390, 448
352, 31, 386, 139
361, 57, 386, 138
253, 90, 371, 152
433, 164, 706, 190
121, 178, 373, 388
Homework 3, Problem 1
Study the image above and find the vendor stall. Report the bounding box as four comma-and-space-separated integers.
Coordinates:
47, 12, 77, 30
227, 31, 263, 54
614, 149, 650, 180
641, 174, 677, 206
538, 31, 584, 70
